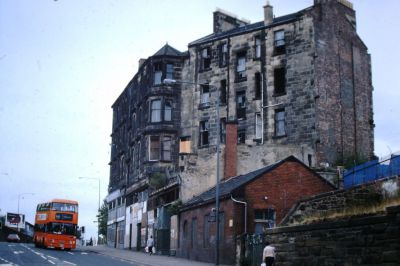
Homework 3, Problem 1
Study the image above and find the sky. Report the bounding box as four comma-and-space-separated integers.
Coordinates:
0, 0, 399, 240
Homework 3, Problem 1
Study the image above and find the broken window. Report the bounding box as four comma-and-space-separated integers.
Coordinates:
219, 43, 228, 67
164, 100, 172, 121
274, 67, 286, 95
255, 112, 262, 139
150, 99, 162, 122
162, 136, 172, 161
275, 109, 286, 137
201, 84, 210, 106
237, 129, 246, 144
149, 136, 160, 161
179, 136, 191, 154
200, 47, 211, 70
274, 30, 285, 55
153, 63, 163, 85
236, 51, 247, 81
220, 79, 227, 104
199, 120, 209, 146
236, 91, 246, 120
255, 35, 261, 58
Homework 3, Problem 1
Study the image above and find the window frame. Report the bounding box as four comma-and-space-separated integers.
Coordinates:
254, 35, 261, 59
199, 120, 209, 147
236, 51, 247, 81
150, 99, 162, 123
255, 112, 262, 139
219, 43, 228, 67
200, 47, 211, 71
274, 108, 286, 137
236, 91, 246, 120
274, 30, 286, 55
153, 62, 163, 85
149, 136, 160, 161
274, 67, 286, 96
162, 136, 172, 161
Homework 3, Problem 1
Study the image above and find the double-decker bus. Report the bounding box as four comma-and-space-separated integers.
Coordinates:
34, 199, 78, 250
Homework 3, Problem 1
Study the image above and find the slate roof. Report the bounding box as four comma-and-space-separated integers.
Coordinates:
189, 11, 303, 47
181, 156, 304, 211
152, 43, 186, 57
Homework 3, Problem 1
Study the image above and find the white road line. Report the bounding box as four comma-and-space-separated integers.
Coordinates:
63, 260, 76, 265
80, 252, 88, 255
68, 252, 74, 255
47, 256, 57, 260
48, 260, 55, 265
40, 255, 47, 260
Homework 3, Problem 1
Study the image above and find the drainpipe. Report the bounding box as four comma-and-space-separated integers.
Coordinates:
230, 194, 247, 234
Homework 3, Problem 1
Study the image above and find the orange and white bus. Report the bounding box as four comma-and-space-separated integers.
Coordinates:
34, 199, 79, 250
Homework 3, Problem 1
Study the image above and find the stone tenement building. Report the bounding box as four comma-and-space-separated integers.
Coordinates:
106, 0, 374, 254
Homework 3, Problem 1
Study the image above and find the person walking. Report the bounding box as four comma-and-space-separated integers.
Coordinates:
262, 241, 275, 266
146, 235, 154, 255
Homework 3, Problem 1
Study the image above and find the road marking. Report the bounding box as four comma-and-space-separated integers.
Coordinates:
47, 256, 57, 260
48, 260, 55, 265
68, 252, 74, 255
80, 252, 88, 255
40, 255, 47, 260
63, 261, 76, 265
12, 251, 23, 255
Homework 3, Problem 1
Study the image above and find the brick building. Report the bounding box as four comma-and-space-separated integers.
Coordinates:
178, 156, 335, 264
106, 0, 374, 255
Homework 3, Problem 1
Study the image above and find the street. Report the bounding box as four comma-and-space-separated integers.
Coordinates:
0, 242, 138, 266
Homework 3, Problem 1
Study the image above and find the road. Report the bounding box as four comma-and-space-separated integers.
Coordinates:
0, 242, 138, 266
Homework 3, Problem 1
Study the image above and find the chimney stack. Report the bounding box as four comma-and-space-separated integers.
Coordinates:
263, 1, 273, 25
138, 58, 146, 70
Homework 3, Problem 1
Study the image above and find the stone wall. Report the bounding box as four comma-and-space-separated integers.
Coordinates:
282, 176, 400, 225
260, 205, 400, 266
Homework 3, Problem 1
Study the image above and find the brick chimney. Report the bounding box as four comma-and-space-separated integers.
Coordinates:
224, 121, 238, 180
263, 1, 273, 25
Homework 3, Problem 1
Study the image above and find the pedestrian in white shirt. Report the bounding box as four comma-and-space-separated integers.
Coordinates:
146, 236, 154, 255
262, 241, 275, 266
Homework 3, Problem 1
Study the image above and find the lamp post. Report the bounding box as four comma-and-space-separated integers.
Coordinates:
164, 78, 221, 265
78, 176, 101, 241
17, 193, 34, 231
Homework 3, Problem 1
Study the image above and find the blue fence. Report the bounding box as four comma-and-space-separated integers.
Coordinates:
344, 154, 400, 188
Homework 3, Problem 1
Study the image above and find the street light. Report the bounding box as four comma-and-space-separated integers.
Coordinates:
78, 176, 101, 241
164, 78, 221, 265
17, 193, 34, 231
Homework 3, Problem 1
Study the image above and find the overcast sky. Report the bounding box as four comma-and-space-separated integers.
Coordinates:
1, 0, 399, 240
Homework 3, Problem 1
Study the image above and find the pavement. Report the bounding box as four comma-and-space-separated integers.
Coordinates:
79, 244, 231, 266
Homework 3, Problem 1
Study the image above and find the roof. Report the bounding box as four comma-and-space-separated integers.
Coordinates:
181, 156, 307, 211
189, 11, 303, 47
152, 43, 185, 57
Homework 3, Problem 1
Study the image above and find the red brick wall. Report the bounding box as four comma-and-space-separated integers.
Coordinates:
224, 122, 237, 180
245, 161, 334, 233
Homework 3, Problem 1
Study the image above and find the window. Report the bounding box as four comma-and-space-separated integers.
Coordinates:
162, 136, 172, 161
238, 129, 246, 144
183, 220, 188, 240
255, 36, 261, 58
255, 72, 261, 99
219, 43, 228, 67
164, 100, 172, 121
200, 47, 211, 70
199, 121, 209, 146
254, 209, 276, 231
149, 136, 160, 161
236, 91, 246, 120
179, 136, 191, 154
154, 63, 162, 85
166, 63, 173, 80
274, 30, 285, 55
220, 79, 227, 104
220, 118, 226, 144
274, 67, 286, 95
201, 84, 210, 106
275, 109, 286, 137
255, 113, 262, 139
236, 51, 247, 80
150, 99, 162, 122
191, 218, 197, 248
203, 214, 210, 247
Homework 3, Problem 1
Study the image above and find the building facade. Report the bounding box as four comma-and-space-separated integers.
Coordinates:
106, 0, 374, 255
178, 156, 335, 265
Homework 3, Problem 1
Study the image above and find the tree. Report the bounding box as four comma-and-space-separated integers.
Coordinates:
97, 200, 108, 238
